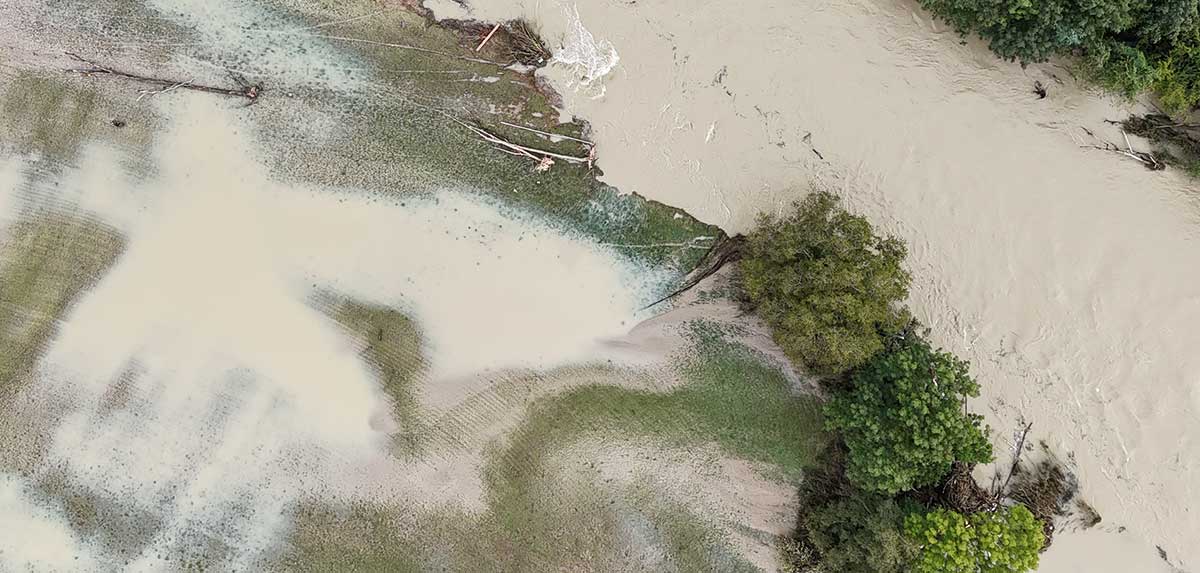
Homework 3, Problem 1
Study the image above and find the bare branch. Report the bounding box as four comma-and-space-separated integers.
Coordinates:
998, 422, 1035, 496
457, 120, 592, 166
476, 24, 501, 52
499, 121, 595, 147
1076, 124, 1164, 170
64, 52, 261, 104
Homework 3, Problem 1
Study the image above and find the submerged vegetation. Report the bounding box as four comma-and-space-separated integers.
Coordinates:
1121, 112, 1200, 175
743, 190, 1050, 573
0, 2, 741, 569
490, 325, 828, 482
317, 296, 428, 455
0, 0, 1105, 569
506, 19, 553, 67
282, 329, 829, 571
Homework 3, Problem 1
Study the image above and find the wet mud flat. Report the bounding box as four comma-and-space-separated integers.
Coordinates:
0, 0, 823, 571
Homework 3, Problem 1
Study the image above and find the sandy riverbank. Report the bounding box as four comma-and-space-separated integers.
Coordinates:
425, 0, 1199, 570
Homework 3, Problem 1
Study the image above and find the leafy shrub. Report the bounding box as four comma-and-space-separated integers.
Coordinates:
825, 339, 993, 494
740, 191, 911, 376
904, 505, 1044, 573
803, 490, 919, 573
1154, 35, 1200, 116
785, 447, 918, 573
915, 0, 1135, 63
1136, 0, 1200, 45
915, 0, 1200, 110
779, 536, 824, 573
1089, 42, 1158, 99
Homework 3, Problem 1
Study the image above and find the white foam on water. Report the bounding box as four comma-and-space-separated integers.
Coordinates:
555, 4, 620, 98
16, 92, 659, 568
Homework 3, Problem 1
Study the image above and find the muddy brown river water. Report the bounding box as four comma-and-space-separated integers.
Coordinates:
428, 0, 1200, 570
2, 0, 1198, 570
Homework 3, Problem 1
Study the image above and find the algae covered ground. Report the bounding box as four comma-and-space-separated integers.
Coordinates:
0, 0, 824, 571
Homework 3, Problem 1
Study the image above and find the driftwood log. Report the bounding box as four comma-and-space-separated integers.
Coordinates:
643, 234, 746, 309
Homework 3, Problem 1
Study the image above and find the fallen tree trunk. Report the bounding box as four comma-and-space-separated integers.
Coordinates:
643, 233, 746, 309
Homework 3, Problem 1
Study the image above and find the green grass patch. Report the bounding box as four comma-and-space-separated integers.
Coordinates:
0, 214, 125, 395
1, 72, 160, 176
313, 294, 429, 456
2, 74, 99, 163
626, 483, 761, 573
280, 326, 827, 571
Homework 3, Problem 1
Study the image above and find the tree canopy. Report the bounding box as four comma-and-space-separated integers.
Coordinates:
825, 339, 993, 494
905, 505, 1044, 573
740, 191, 912, 376
802, 490, 919, 573
916, 0, 1200, 115
916, 0, 1135, 63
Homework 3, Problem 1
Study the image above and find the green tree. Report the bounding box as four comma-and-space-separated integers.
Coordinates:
913, 0, 1200, 124
740, 191, 911, 376
915, 0, 1136, 63
825, 339, 993, 494
1136, 0, 1200, 45
1088, 42, 1158, 99
802, 491, 919, 573
1153, 33, 1200, 115
904, 505, 1044, 573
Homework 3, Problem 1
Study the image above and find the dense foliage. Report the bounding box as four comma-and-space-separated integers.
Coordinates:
916, 0, 1200, 115
745, 192, 1048, 573
904, 506, 1044, 573
825, 339, 993, 494
916, 0, 1134, 63
802, 490, 919, 573
1091, 42, 1159, 99
741, 191, 911, 376
1154, 33, 1200, 114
